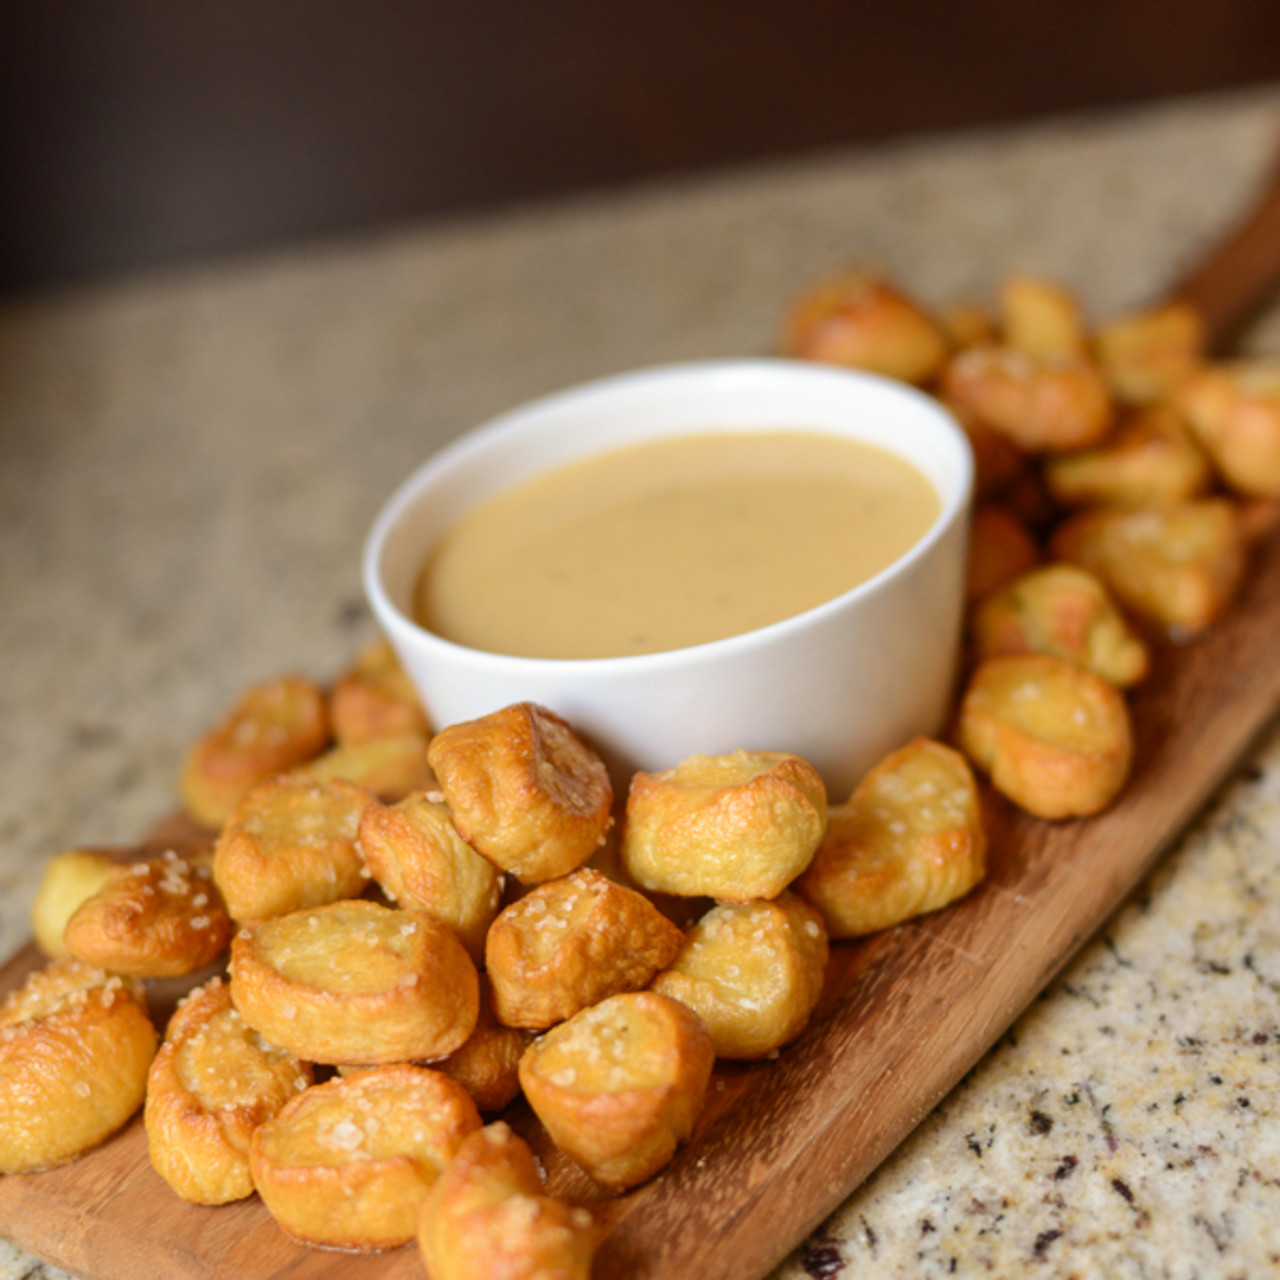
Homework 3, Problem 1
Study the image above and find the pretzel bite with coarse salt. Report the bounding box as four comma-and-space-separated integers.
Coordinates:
427, 702, 613, 885
435, 976, 534, 1113
419, 1122, 600, 1280
518, 991, 714, 1190
485, 867, 684, 1030
621, 749, 828, 902
998, 274, 1089, 363
63, 850, 229, 978
293, 732, 435, 804
229, 899, 478, 1065
145, 976, 312, 1203
250, 1063, 481, 1251
957, 655, 1133, 820
780, 269, 951, 386
213, 774, 375, 923
652, 891, 827, 1059
970, 564, 1149, 688
1050, 499, 1246, 638
1175, 360, 1280, 498
1093, 301, 1204, 406
794, 738, 986, 937
30, 848, 124, 958
181, 674, 331, 830
0, 959, 155, 1173
940, 344, 1113, 454
358, 790, 503, 963
329, 638, 431, 746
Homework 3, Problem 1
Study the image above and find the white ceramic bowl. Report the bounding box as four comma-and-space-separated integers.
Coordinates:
364, 359, 973, 797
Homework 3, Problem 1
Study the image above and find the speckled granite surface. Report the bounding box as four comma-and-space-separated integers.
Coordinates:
4, 84, 1280, 1279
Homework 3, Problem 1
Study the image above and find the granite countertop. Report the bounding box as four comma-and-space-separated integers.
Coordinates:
4, 85, 1280, 1279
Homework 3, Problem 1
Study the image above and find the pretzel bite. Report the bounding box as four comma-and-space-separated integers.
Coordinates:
652, 891, 827, 1059
794, 738, 986, 936
419, 1123, 599, 1280
229, 899, 478, 1065
1043, 406, 1212, 508
999, 274, 1088, 362
941, 344, 1113, 454
250, 1063, 481, 1250
485, 867, 684, 1030
956, 655, 1133, 820
145, 977, 312, 1203
181, 674, 330, 829
939, 299, 997, 351
294, 732, 434, 803
435, 977, 534, 1112
427, 702, 613, 885
30, 849, 123, 958
1050, 499, 1246, 637
329, 638, 431, 746
213, 775, 375, 923
358, 791, 503, 962
518, 991, 714, 1190
622, 749, 828, 902
965, 505, 1041, 604
1094, 301, 1204, 406
1176, 361, 1280, 498
63, 850, 229, 978
780, 270, 950, 385
956, 410, 1029, 501
0, 959, 155, 1173
970, 564, 1149, 687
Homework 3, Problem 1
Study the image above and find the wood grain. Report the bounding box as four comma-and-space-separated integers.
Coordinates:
2, 529, 1279, 1280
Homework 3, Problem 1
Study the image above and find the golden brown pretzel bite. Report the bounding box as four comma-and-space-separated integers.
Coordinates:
1093, 301, 1204, 406
419, 1123, 600, 1280
1176, 360, 1280, 498
794, 738, 986, 937
970, 564, 1149, 688
485, 867, 684, 1030
652, 891, 828, 1058
358, 790, 503, 962
999, 274, 1088, 362
181, 674, 330, 829
956, 655, 1133, 820
229, 899, 478, 1065
63, 850, 230, 978
427, 702, 613, 885
1050, 499, 1246, 638
329, 637, 431, 745
435, 976, 534, 1113
780, 269, 951, 385
145, 976, 312, 1203
0, 959, 156, 1173
293, 732, 434, 803
213, 774, 375, 922
518, 991, 715, 1190
30, 849, 123, 958
250, 1063, 481, 1250
1043, 406, 1212, 509
621, 749, 828, 901
965, 505, 1041, 605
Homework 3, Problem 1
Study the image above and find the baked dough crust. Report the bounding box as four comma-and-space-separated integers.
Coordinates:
434, 975, 533, 1113
329, 638, 431, 745
30, 848, 123, 958
250, 1063, 481, 1250
229, 899, 479, 1065
358, 790, 503, 962
212, 774, 375, 922
518, 990, 714, 1190
293, 732, 435, 803
63, 850, 230, 978
795, 738, 986, 936
418, 1122, 599, 1280
181, 674, 330, 829
145, 976, 312, 1203
485, 866, 684, 1030
957, 654, 1133, 820
0, 959, 156, 1173
427, 702, 613, 885
652, 891, 828, 1058
620, 749, 828, 901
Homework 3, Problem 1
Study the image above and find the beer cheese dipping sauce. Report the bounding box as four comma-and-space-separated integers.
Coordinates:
414, 430, 940, 659
364, 359, 973, 796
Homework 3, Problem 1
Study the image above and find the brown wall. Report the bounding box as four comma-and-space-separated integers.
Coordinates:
4, 1, 1280, 291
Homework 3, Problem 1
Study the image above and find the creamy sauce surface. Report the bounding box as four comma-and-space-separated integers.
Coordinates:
414, 430, 940, 659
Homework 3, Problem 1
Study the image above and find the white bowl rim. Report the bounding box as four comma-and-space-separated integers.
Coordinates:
363, 357, 974, 674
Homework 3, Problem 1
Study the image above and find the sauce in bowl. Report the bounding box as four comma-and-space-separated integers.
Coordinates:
413, 430, 940, 660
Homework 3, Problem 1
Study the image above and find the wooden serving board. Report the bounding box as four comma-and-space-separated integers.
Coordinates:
2, 527, 1280, 1280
